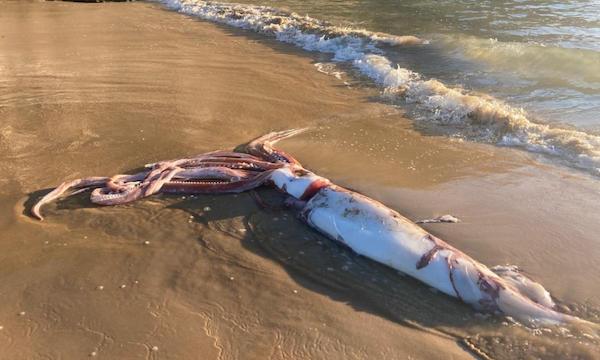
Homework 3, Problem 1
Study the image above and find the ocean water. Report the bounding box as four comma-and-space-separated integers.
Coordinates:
161, 0, 600, 175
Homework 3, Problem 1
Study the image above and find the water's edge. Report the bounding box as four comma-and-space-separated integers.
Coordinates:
159, 0, 600, 177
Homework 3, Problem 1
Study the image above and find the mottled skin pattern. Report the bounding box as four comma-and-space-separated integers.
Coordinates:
31, 129, 586, 326
415, 234, 504, 308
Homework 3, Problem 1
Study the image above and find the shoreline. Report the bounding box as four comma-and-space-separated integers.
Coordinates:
1, 1, 599, 359
160, 0, 600, 178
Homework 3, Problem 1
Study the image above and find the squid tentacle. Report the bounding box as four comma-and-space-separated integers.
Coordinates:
161, 169, 275, 194
106, 171, 151, 191
90, 166, 183, 205
32, 177, 110, 220
242, 128, 308, 165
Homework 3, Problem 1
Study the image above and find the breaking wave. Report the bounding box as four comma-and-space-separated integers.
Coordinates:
161, 0, 600, 176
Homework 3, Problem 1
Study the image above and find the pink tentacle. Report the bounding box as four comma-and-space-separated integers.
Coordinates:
90, 166, 182, 206
160, 158, 282, 171
90, 186, 146, 206
30, 134, 301, 219
147, 151, 273, 170
107, 171, 150, 191
144, 167, 185, 196
242, 129, 308, 165
89, 166, 268, 206
162, 169, 275, 194
174, 167, 254, 181
31, 177, 110, 220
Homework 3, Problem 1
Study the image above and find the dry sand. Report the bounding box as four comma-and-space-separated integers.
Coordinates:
1, 1, 599, 359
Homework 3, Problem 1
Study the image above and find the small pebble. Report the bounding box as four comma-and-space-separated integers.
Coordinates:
203, 206, 211, 212
120, 284, 127, 289
189, 215, 194, 219
134, 280, 139, 284
181, 196, 186, 200
151, 346, 159, 352
90, 351, 97, 357
292, 290, 298, 294
97, 285, 104, 290
84, 236, 88, 239
143, 241, 150, 245
229, 276, 235, 281
0, 325, 4, 330
18, 311, 26, 316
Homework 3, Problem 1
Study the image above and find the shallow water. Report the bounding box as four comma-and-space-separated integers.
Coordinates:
1, 1, 600, 359
162, 0, 600, 177
231, 0, 600, 127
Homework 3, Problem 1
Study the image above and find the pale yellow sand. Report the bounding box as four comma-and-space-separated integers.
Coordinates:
0, 1, 598, 359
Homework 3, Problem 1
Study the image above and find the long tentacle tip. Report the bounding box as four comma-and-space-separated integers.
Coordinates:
278, 128, 310, 138
31, 207, 44, 221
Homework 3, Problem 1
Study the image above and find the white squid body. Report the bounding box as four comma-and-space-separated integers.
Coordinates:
269, 167, 574, 325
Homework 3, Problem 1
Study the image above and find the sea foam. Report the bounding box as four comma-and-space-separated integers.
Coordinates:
161, 0, 600, 176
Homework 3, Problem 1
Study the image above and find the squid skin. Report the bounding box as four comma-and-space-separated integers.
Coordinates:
266, 165, 577, 325
244, 130, 581, 325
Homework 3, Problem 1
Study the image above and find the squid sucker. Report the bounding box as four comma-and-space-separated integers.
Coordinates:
32, 129, 586, 326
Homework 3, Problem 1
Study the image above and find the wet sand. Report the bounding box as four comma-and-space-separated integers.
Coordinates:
1, 1, 599, 359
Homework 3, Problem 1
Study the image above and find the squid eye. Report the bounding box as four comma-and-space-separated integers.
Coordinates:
293, 169, 309, 177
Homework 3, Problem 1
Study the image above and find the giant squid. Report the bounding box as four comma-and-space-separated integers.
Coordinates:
31, 129, 589, 326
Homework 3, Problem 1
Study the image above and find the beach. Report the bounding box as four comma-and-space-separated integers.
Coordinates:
0, 1, 599, 358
